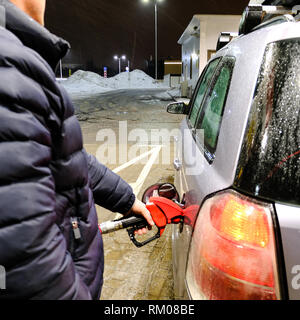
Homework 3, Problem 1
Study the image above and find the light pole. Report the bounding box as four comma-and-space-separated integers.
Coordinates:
142, 0, 163, 80
59, 59, 63, 79
114, 55, 126, 74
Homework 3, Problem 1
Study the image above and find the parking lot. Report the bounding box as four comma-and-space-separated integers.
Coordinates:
73, 89, 184, 300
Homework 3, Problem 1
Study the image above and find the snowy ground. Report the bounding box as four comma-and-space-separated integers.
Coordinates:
60, 69, 181, 101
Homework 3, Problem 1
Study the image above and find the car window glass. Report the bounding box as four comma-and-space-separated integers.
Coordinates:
235, 39, 300, 206
189, 58, 220, 128
196, 58, 235, 157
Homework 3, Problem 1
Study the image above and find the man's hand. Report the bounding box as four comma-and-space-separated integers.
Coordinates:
127, 198, 155, 236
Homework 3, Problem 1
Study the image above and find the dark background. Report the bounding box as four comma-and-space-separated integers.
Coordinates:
45, 0, 249, 76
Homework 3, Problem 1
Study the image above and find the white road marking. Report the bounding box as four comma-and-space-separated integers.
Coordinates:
132, 145, 162, 196
112, 147, 157, 174
114, 145, 162, 220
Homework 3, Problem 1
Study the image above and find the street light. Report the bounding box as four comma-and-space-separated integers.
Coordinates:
114, 55, 126, 74
142, 0, 163, 80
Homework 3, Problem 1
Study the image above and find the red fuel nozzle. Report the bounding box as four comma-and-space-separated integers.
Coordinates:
146, 197, 184, 237
99, 196, 184, 248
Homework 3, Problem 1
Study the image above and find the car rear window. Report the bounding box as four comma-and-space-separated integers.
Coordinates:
234, 39, 300, 206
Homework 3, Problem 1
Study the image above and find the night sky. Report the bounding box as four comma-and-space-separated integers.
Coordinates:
45, 0, 249, 74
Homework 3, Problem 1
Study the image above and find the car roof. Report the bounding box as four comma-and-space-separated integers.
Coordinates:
215, 19, 300, 60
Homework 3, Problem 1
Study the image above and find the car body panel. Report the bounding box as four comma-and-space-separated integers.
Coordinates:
172, 21, 300, 299
275, 203, 300, 300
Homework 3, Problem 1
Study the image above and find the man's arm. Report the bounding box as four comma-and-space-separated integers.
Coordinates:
84, 150, 135, 214
84, 151, 155, 233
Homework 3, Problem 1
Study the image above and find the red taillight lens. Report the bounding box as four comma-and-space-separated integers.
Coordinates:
186, 190, 281, 300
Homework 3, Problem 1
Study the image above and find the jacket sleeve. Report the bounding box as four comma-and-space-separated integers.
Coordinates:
84, 150, 135, 214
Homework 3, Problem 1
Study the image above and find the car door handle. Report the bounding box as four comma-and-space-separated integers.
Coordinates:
173, 159, 182, 171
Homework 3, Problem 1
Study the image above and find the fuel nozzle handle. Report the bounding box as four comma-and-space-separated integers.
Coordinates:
99, 215, 148, 235
99, 197, 184, 248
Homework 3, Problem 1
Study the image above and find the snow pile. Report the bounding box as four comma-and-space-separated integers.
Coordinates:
62, 69, 169, 96
61, 70, 112, 95
107, 70, 167, 89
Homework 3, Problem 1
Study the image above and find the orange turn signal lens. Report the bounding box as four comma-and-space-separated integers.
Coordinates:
215, 196, 270, 248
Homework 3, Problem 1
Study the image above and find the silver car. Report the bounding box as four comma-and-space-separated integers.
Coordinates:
168, 11, 300, 300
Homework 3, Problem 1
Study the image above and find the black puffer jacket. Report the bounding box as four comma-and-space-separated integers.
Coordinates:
0, 0, 135, 299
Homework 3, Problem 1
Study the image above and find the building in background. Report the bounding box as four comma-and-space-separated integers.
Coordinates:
178, 14, 241, 97
164, 60, 182, 87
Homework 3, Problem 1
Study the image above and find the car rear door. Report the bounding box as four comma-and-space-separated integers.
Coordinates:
174, 58, 221, 199
172, 57, 220, 298
172, 56, 236, 299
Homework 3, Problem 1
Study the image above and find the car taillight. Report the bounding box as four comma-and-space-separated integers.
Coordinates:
186, 189, 281, 300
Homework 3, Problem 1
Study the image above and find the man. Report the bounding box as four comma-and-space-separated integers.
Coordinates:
0, 0, 154, 299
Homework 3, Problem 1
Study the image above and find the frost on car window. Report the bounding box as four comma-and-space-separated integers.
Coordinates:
189, 59, 220, 128
235, 39, 300, 206
199, 59, 234, 152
